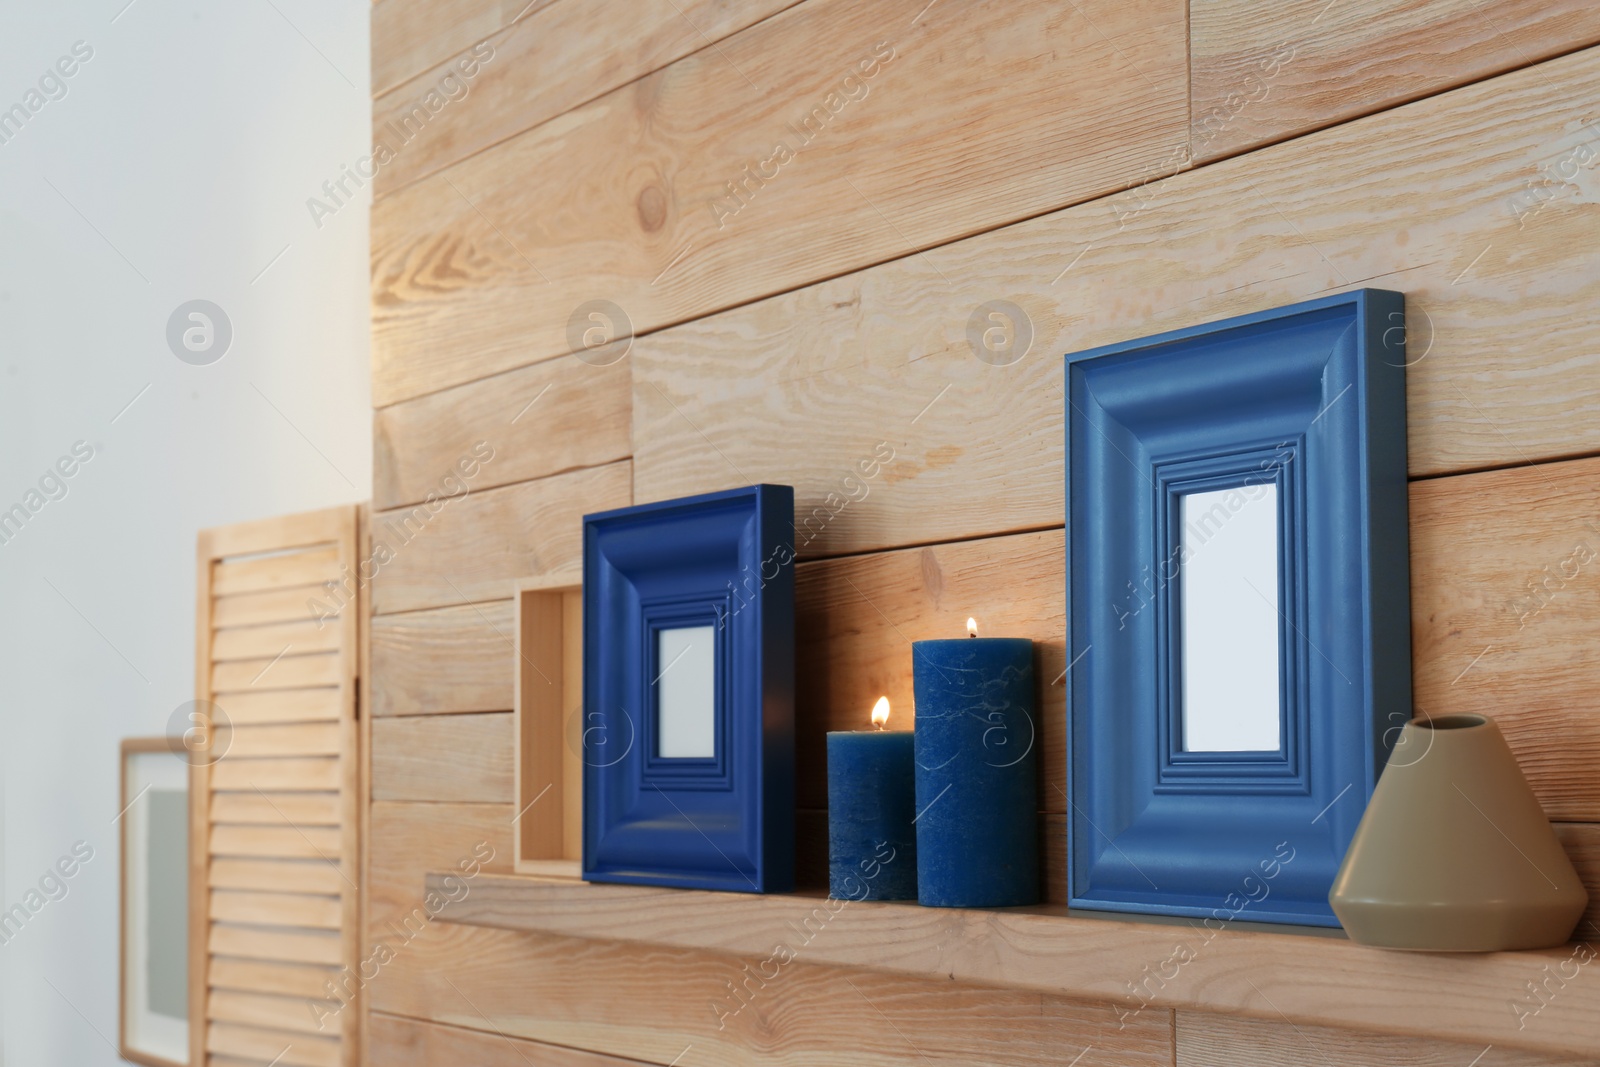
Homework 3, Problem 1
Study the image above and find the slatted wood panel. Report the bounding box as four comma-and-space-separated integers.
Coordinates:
192, 507, 361, 1067
369, 0, 1190, 407
631, 44, 1600, 550
364, 920, 1176, 1067
1175, 1013, 1600, 1067
371, 0, 802, 196
1189, 0, 1600, 162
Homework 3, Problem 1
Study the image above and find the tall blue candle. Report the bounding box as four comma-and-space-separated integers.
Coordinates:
913, 620, 1038, 908
826, 697, 917, 901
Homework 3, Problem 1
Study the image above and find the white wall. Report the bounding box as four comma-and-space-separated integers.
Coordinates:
0, 1, 370, 1062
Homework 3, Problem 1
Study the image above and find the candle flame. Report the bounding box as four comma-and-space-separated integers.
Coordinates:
967, 616, 979, 638
871, 696, 891, 729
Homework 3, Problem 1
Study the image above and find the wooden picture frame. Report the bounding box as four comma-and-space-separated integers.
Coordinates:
513, 571, 585, 878
582, 485, 796, 893
1064, 289, 1413, 926
120, 737, 190, 1067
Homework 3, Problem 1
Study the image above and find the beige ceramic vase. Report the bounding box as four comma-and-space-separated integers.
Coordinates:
1329, 713, 1588, 951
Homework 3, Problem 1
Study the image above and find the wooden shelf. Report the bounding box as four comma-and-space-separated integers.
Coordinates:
427, 872, 1600, 1058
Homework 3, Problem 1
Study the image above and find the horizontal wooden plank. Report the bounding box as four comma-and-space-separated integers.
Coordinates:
368, 801, 513, 946
632, 44, 1600, 553
212, 546, 340, 596
211, 825, 343, 861
213, 583, 335, 629
201, 509, 350, 562
1557, 823, 1600, 936
209, 988, 340, 1036
370, 461, 630, 615
212, 619, 342, 662
220, 722, 342, 759
372, 0, 540, 96
369, 1013, 648, 1067
372, 712, 513, 803
427, 875, 1600, 1058
209, 957, 339, 1000
373, 352, 629, 509
209, 858, 344, 896
795, 528, 1064, 811
1175, 1012, 1600, 1067
215, 688, 342, 726
364, 919, 1173, 1067
210, 889, 341, 931
1410, 455, 1600, 820
210, 924, 343, 966
371, 0, 800, 195
207, 1021, 339, 1067
1189, 0, 1600, 162
210, 757, 342, 793
370, 600, 514, 715
211, 791, 341, 826
370, 0, 1190, 406
213, 652, 342, 693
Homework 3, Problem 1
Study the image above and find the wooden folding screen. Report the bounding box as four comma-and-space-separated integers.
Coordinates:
189, 506, 363, 1067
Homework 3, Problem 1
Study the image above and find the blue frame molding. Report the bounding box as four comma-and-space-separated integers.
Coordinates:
583, 484, 796, 893
1065, 290, 1412, 926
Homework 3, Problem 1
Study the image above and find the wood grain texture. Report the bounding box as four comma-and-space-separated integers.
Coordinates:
210, 792, 342, 826
371, 0, 801, 196
207, 1021, 339, 1067
211, 757, 341, 793
210, 890, 342, 930
1189, 0, 1600, 162
1410, 455, 1600, 820
373, 352, 629, 508
210, 925, 344, 967
632, 45, 1600, 553
370, 461, 630, 615
365, 919, 1174, 1067
221, 722, 342, 759
212, 619, 341, 662
216, 688, 342, 726
213, 651, 341, 693
213, 584, 331, 628
1557, 823, 1600, 936
370, 600, 513, 715
212, 547, 340, 596
428, 875, 1600, 1057
367, 801, 512, 946
210, 958, 339, 999
368, 1013, 647, 1067
210, 825, 343, 860
371, 711, 513, 802
210, 858, 344, 896
371, 0, 538, 96
1175, 1013, 1600, 1067
794, 528, 1064, 810
370, 0, 1189, 406
209, 989, 339, 1035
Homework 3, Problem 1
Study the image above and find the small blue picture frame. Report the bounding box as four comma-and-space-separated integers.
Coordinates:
582, 484, 796, 893
1065, 290, 1412, 926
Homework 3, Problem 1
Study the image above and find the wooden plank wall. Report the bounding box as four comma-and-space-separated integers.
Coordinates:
366, 0, 1600, 1064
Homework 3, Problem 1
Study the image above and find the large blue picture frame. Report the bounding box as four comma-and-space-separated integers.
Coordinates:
582, 484, 796, 893
1065, 290, 1412, 926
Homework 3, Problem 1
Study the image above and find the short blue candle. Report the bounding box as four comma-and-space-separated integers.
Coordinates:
913, 632, 1038, 908
826, 709, 917, 901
